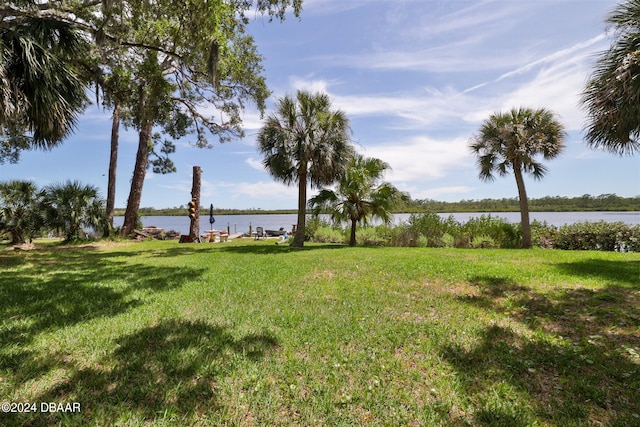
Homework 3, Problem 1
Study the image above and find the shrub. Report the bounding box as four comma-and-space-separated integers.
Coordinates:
355, 226, 388, 246
399, 212, 460, 247
441, 233, 455, 248
312, 226, 344, 244
306, 216, 332, 241
552, 221, 639, 252
471, 234, 497, 248
531, 220, 556, 248
459, 215, 521, 248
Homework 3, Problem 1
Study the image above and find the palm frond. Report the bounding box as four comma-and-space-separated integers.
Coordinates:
470, 107, 565, 181
581, 0, 640, 156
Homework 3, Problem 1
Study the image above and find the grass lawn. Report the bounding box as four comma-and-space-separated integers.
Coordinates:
0, 239, 638, 426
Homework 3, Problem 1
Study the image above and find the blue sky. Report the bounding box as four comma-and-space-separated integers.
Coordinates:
1, 0, 639, 210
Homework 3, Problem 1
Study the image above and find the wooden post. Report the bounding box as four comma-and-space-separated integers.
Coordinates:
189, 166, 201, 241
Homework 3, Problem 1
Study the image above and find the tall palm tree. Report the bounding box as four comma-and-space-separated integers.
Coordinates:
581, 0, 640, 156
469, 107, 566, 248
257, 91, 355, 247
0, 17, 89, 153
309, 154, 408, 246
43, 180, 108, 242
0, 180, 44, 244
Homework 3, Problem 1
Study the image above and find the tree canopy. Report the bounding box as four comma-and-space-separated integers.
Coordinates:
257, 90, 355, 247
309, 154, 408, 246
469, 107, 566, 248
1, 8, 90, 162
582, 0, 640, 156
2, 1, 303, 236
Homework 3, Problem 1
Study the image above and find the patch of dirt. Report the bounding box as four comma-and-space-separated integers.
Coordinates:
9, 243, 36, 251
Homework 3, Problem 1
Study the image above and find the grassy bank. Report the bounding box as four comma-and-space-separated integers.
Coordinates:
1, 240, 638, 426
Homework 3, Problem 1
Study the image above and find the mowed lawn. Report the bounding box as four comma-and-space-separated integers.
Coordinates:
0, 239, 638, 426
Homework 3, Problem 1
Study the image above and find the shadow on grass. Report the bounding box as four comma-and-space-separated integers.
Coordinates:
467, 275, 529, 297
134, 240, 347, 258
554, 258, 640, 289
446, 275, 640, 426
215, 242, 346, 255
8, 319, 278, 426
0, 248, 206, 389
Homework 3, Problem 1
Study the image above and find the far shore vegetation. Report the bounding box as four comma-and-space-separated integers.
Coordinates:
115, 193, 640, 217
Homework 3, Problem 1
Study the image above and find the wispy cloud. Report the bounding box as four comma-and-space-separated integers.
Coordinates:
497, 34, 606, 81
360, 136, 473, 183
297, 0, 365, 16
245, 157, 265, 172
289, 26, 607, 133
403, 185, 475, 201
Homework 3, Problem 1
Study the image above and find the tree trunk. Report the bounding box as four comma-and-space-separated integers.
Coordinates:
513, 161, 532, 248
11, 230, 25, 245
189, 166, 201, 241
291, 167, 307, 248
105, 104, 120, 237
349, 218, 357, 247
121, 120, 152, 236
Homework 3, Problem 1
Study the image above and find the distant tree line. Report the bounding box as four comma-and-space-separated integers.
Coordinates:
110, 193, 639, 217
403, 194, 640, 213
113, 207, 299, 217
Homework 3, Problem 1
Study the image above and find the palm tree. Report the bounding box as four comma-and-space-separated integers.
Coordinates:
0, 180, 45, 244
257, 91, 355, 247
0, 17, 89, 154
581, 0, 640, 156
309, 154, 408, 246
43, 181, 108, 242
469, 107, 566, 248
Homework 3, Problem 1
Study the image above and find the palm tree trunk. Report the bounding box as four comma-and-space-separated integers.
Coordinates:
349, 218, 357, 246
513, 161, 532, 248
121, 120, 152, 236
105, 104, 120, 237
291, 168, 307, 248
11, 231, 25, 245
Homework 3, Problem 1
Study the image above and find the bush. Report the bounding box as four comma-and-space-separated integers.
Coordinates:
368, 214, 638, 252
470, 235, 497, 248
311, 226, 345, 244
388, 224, 416, 247
459, 215, 521, 248
306, 216, 331, 241
552, 221, 640, 252
396, 212, 459, 247
531, 220, 556, 248
387, 213, 522, 248
355, 226, 389, 246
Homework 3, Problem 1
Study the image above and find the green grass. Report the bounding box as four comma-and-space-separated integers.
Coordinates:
0, 239, 638, 426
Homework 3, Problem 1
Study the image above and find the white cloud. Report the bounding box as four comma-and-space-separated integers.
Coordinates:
496, 34, 606, 81
240, 110, 265, 132
498, 54, 594, 130
361, 136, 473, 183
289, 75, 333, 93
298, 0, 365, 16
406, 185, 475, 201
285, 76, 485, 130
225, 181, 298, 201
245, 157, 265, 172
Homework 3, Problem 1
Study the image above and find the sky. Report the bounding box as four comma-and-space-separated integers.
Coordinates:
1, 0, 639, 210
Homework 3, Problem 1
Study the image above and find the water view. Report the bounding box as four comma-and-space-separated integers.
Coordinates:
113, 211, 640, 235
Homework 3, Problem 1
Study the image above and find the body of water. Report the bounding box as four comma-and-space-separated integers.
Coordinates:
113, 211, 640, 235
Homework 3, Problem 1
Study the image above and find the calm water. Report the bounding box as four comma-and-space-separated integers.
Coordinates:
113, 211, 640, 235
